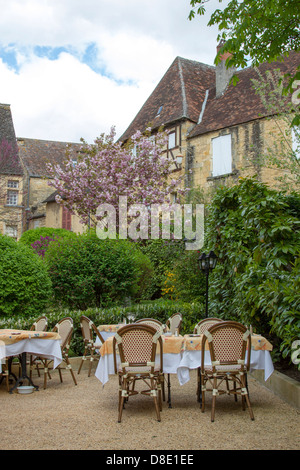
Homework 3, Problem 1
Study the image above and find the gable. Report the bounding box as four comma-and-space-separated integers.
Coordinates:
119, 56, 215, 142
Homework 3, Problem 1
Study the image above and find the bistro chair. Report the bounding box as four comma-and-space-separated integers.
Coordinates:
29, 316, 48, 380
194, 317, 222, 334
165, 313, 182, 335
40, 317, 77, 389
135, 318, 165, 333
77, 315, 105, 376
135, 318, 166, 401
194, 317, 222, 402
200, 320, 254, 422
113, 324, 163, 423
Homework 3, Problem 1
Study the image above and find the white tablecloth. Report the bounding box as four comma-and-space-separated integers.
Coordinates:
4, 338, 62, 369
95, 347, 274, 386
0, 341, 5, 373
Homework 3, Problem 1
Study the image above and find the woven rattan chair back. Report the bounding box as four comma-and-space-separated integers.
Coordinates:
30, 316, 48, 332
203, 321, 250, 369
166, 313, 182, 335
53, 317, 73, 351
117, 325, 160, 366
194, 317, 222, 335
135, 318, 164, 333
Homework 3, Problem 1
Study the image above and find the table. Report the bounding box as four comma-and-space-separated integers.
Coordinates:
95, 333, 274, 396
0, 329, 62, 393
97, 324, 124, 343
0, 340, 5, 373
178, 334, 274, 384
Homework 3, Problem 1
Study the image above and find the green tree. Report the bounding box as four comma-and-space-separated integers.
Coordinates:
189, 0, 300, 124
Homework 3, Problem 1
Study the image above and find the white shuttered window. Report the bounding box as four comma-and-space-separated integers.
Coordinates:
212, 134, 232, 176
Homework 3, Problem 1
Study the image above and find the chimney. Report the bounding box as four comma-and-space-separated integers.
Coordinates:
215, 40, 236, 98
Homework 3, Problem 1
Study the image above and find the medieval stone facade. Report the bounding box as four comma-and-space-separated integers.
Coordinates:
0, 47, 298, 240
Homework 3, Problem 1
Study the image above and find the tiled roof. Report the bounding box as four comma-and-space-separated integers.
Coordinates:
119, 56, 215, 142
0, 103, 23, 175
188, 51, 300, 138
118, 51, 299, 143
17, 138, 81, 178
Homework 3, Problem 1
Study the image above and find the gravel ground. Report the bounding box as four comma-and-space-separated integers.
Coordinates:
1, 366, 299, 451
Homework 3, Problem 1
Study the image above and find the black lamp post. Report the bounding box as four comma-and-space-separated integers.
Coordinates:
199, 251, 217, 318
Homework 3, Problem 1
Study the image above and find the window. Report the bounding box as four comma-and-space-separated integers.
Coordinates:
7, 180, 19, 188
6, 180, 19, 206
212, 134, 232, 176
7, 190, 18, 206
156, 105, 163, 117
168, 132, 176, 149
5, 225, 17, 239
62, 206, 71, 230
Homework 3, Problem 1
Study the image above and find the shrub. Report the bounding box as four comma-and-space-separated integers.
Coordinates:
204, 178, 300, 363
19, 227, 77, 248
44, 231, 153, 310
137, 239, 185, 298
0, 234, 52, 317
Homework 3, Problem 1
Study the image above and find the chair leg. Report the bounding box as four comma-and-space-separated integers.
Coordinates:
77, 346, 88, 375
240, 374, 254, 420
211, 376, 217, 422
65, 356, 77, 385
151, 377, 161, 422
118, 378, 126, 423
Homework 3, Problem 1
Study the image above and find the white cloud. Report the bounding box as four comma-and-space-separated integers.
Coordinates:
0, 0, 220, 143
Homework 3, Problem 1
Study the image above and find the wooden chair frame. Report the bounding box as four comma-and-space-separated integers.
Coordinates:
38, 317, 77, 389
194, 317, 222, 402
201, 320, 254, 422
77, 315, 105, 376
113, 324, 163, 423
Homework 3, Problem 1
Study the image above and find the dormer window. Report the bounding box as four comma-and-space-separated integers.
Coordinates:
156, 105, 163, 117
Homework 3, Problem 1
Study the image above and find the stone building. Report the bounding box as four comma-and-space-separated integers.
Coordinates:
0, 104, 25, 239
0, 104, 83, 240
119, 48, 300, 198
1, 46, 299, 240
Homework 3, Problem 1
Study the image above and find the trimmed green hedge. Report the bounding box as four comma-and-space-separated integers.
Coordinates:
0, 234, 52, 317
0, 300, 204, 356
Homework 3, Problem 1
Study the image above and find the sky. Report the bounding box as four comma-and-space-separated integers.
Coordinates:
0, 0, 220, 143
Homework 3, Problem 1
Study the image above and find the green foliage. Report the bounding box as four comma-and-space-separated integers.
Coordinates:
171, 250, 206, 303
19, 227, 77, 248
0, 234, 52, 317
44, 231, 153, 310
136, 239, 185, 298
189, 0, 300, 125
0, 299, 204, 356
204, 178, 300, 362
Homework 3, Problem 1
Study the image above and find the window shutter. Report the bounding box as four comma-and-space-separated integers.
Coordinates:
62, 206, 71, 230
212, 134, 232, 176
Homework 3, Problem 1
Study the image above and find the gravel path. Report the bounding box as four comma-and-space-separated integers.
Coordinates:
1, 366, 299, 451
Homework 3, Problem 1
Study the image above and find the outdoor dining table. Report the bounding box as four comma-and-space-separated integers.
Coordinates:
97, 324, 124, 343
0, 329, 63, 393
95, 331, 274, 406
0, 340, 5, 373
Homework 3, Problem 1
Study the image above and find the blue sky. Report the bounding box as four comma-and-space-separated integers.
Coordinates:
0, 0, 220, 143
